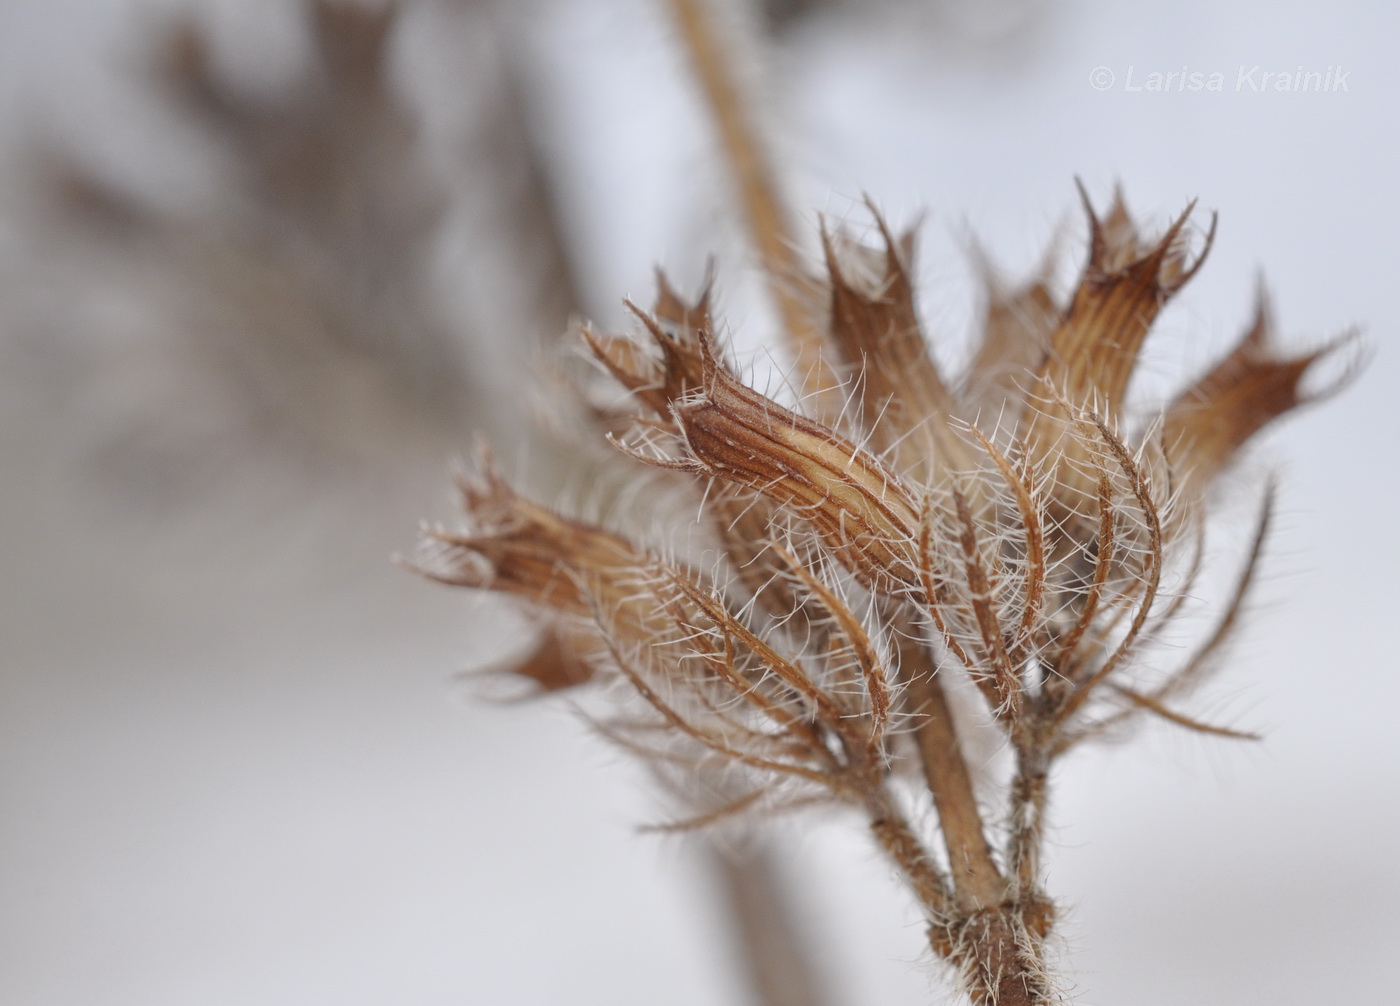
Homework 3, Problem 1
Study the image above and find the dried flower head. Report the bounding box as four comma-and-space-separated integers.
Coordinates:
411, 180, 1354, 1004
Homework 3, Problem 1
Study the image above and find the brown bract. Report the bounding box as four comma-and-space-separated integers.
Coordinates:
820, 212, 971, 480
668, 331, 924, 590
412, 452, 655, 630
1019, 185, 1216, 517
1165, 282, 1357, 494
496, 625, 599, 694
581, 274, 715, 425
413, 182, 1358, 1006
961, 232, 1062, 418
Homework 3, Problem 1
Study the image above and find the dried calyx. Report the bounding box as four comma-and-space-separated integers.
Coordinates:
412, 186, 1353, 1005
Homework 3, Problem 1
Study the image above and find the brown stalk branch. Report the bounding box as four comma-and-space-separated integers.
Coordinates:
966, 427, 1047, 650
882, 629, 1059, 1004
710, 843, 841, 1006
773, 545, 891, 745
1007, 750, 1050, 898
663, 0, 838, 396
601, 630, 832, 785
951, 488, 1024, 731
864, 791, 953, 918
1052, 414, 1163, 728
1050, 473, 1116, 676
1108, 685, 1262, 740
896, 632, 1006, 912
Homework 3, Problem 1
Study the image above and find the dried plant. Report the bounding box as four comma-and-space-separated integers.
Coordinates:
410, 2, 1358, 1004
0, 0, 1363, 1001
3, 0, 588, 522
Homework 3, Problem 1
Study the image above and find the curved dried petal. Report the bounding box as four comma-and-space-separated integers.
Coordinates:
962, 231, 1061, 419
499, 624, 597, 694
581, 276, 718, 425
821, 210, 968, 479
585, 279, 809, 618
1164, 283, 1359, 492
1039, 185, 1214, 415
1020, 185, 1216, 510
412, 450, 650, 626
670, 332, 924, 589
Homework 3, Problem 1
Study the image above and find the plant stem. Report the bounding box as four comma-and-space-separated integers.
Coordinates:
863, 788, 952, 918
898, 638, 1005, 911
710, 842, 839, 1006
895, 638, 1059, 1004
663, 0, 838, 395
1008, 749, 1050, 897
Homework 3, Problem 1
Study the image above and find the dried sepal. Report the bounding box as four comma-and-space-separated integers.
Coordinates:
914, 422, 1056, 705
964, 426, 1049, 652
1020, 185, 1216, 508
658, 330, 924, 589
637, 788, 770, 834
1048, 412, 1166, 727
599, 633, 834, 787
1061, 483, 1277, 754
587, 560, 897, 803
1047, 472, 1117, 676
916, 472, 1033, 728
652, 265, 715, 335
962, 229, 1062, 420
664, 571, 851, 732
1164, 283, 1359, 493
820, 209, 968, 479
770, 545, 893, 753
409, 451, 681, 667
491, 623, 598, 695
1039, 184, 1215, 415
580, 288, 716, 424
582, 279, 808, 621
1107, 685, 1262, 741
1155, 483, 1273, 704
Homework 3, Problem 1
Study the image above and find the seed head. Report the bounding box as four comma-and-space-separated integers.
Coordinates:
410, 183, 1357, 1003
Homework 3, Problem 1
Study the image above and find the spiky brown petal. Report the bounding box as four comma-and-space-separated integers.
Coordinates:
1036, 188, 1213, 417
1020, 186, 1214, 514
1164, 286, 1354, 492
414, 456, 648, 627
962, 238, 1061, 418
581, 276, 717, 426
582, 328, 672, 416
821, 214, 968, 479
584, 278, 805, 618
500, 625, 597, 693
670, 333, 923, 589
652, 267, 714, 333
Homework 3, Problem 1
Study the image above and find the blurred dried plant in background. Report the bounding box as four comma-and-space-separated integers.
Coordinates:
1, 0, 609, 532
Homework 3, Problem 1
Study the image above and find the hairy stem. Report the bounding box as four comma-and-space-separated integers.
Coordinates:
864, 790, 952, 918
1007, 749, 1049, 899
946, 910, 1056, 1006
898, 636, 1006, 911
896, 638, 1058, 1004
